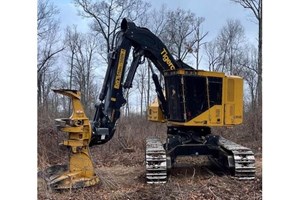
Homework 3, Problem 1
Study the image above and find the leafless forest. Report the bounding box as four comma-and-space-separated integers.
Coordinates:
38, 0, 262, 199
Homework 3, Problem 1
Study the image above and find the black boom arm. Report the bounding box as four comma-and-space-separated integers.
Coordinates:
90, 18, 191, 146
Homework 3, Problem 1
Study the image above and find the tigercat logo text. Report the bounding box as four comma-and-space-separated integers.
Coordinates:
161, 48, 175, 70
114, 49, 126, 89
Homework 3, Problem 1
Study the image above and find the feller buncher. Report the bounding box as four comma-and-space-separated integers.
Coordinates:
40, 18, 255, 189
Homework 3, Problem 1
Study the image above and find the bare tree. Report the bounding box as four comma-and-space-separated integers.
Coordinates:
145, 6, 168, 109
239, 45, 259, 109
74, 0, 150, 56
215, 19, 246, 74
238, 45, 261, 139
147, 5, 168, 38
38, 0, 64, 111
64, 25, 81, 90
162, 8, 199, 61
191, 17, 208, 69
204, 41, 220, 71
70, 32, 99, 117
134, 63, 147, 116
73, 0, 152, 117
40, 64, 61, 115
205, 19, 259, 108
38, 0, 59, 39
211, 17, 261, 137
231, 0, 262, 109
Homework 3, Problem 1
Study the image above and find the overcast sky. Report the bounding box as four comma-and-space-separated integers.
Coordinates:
53, 0, 258, 45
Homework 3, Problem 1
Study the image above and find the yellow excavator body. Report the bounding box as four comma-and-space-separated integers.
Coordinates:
148, 69, 243, 127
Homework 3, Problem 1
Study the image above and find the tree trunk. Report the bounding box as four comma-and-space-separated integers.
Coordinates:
125, 91, 130, 116
38, 73, 42, 108
68, 53, 74, 115
256, 0, 262, 135
257, 14, 262, 109
140, 89, 143, 116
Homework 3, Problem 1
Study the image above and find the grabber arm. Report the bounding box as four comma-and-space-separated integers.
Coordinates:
40, 89, 99, 190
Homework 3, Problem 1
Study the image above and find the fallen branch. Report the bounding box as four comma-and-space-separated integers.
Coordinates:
208, 186, 221, 200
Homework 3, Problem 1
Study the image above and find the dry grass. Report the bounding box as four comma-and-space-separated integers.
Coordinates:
38, 114, 262, 200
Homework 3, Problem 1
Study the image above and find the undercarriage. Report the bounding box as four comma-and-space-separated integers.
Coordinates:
145, 126, 255, 184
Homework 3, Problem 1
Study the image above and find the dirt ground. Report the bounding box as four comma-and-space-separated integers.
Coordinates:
38, 153, 262, 200
38, 116, 262, 199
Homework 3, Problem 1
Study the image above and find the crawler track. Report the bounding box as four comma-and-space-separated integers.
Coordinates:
145, 136, 255, 183
145, 137, 167, 184
217, 136, 256, 180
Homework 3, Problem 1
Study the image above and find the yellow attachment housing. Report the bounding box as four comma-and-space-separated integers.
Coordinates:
41, 89, 99, 190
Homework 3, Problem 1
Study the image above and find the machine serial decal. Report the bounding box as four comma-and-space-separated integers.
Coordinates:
114, 49, 126, 89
